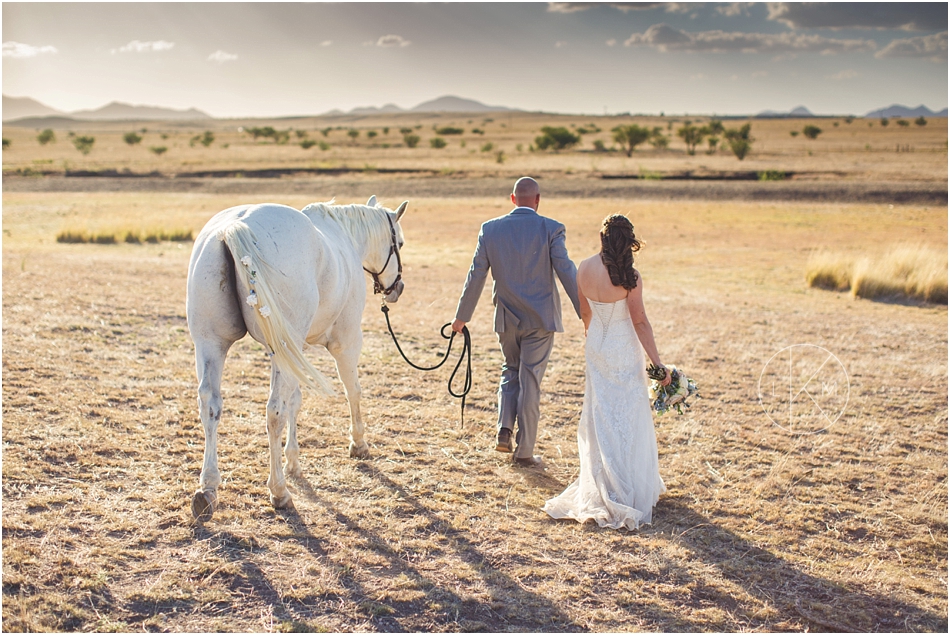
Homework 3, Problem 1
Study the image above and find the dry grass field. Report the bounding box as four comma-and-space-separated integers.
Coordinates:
2, 168, 947, 632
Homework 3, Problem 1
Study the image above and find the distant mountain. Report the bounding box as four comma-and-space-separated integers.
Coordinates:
2, 95, 213, 122
411, 95, 512, 113
755, 105, 814, 119
864, 104, 948, 118
349, 103, 404, 115
3, 95, 64, 121
69, 101, 212, 121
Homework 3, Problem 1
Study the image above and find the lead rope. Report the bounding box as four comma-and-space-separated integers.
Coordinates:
380, 304, 473, 427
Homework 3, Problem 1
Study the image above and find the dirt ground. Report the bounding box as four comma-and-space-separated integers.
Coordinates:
2, 182, 946, 632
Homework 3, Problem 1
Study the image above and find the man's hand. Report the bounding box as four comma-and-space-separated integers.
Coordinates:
451, 319, 467, 334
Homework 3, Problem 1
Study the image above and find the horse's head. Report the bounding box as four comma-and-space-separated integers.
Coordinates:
364, 195, 408, 303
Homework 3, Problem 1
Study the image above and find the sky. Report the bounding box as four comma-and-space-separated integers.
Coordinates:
2, 2, 948, 118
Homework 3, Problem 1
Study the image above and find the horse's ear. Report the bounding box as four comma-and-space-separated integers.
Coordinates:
395, 200, 408, 221
366, 195, 378, 207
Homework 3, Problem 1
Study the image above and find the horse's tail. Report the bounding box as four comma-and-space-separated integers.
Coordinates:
220, 221, 335, 396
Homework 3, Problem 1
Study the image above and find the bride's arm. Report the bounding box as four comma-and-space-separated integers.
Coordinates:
626, 273, 671, 386
577, 279, 592, 336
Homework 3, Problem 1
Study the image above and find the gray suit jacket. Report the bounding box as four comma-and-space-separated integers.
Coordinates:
455, 207, 581, 333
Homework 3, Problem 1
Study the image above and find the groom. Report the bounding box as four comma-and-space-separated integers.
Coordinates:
452, 177, 581, 466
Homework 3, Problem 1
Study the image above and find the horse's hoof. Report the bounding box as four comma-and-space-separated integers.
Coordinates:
191, 490, 217, 521
270, 491, 294, 509
349, 441, 371, 459
283, 459, 302, 478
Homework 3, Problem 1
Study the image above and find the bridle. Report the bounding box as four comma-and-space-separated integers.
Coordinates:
363, 212, 402, 296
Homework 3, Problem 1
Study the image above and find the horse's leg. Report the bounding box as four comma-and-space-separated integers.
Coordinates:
328, 334, 369, 459
266, 364, 299, 507
282, 385, 303, 478
192, 339, 229, 520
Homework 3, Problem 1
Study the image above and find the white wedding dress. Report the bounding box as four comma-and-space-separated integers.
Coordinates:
543, 298, 666, 530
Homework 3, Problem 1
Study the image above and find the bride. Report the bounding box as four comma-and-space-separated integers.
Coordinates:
544, 214, 670, 530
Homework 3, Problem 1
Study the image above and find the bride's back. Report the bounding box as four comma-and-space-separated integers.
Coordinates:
578, 255, 632, 304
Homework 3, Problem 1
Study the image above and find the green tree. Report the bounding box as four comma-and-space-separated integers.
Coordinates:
649, 127, 669, 149
723, 123, 753, 160
677, 124, 705, 155
123, 131, 142, 145
915, 116, 927, 126
72, 135, 95, 155
534, 126, 580, 151
612, 124, 651, 157
367, 130, 378, 138
430, 137, 447, 149
37, 129, 56, 145
403, 133, 420, 148
347, 129, 359, 141
880, 117, 889, 127
802, 125, 822, 139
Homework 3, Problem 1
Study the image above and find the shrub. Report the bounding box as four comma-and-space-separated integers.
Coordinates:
72, 136, 95, 155
704, 120, 725, 136
295, 130, 308, 139
247, 126, 275, 139
649, 128, 669, 149
592, 139, 607, 152
706, 137, 719, 154
190, 131, 214, 147
367, 130, 378, 138
495, 150, 505, 164
318, 141, 330, 151
880, 117, 889, 127
300, 139, 317, 149
403, 134, 420, 148
470, 128, 484, 135
382, 127, 390, 135
149, 146, 168, 156
2, 138, 9, 149
123, 132, 143, 145
758, 170, 786, 181
347, 129, 359, 140
430, 137, 447, 149
37, 129, 56, 145
612, 124, 651, 157
724, 123, 753, 160
399, 127, 414, 135
844, 116, 855, 124
802, 125, 822, 140
896, 119, 909, 127
321, 127, 332, 137
534, 126, 580, 151
576, 124, 601, 134
790, 130, 800, 137
435, 126, 463, 135
480, 142, 494, 152
677, 124, 705, 155
915, 116, 927, 126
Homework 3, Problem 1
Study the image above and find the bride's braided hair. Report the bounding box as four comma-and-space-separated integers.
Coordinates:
599, 214, 641, 290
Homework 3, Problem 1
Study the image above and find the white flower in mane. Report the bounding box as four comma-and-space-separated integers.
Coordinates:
241, 256, 252, 267
246, 290, 258, 306
259, 305, 271, 318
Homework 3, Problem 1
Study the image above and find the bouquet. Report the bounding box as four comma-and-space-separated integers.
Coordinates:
647, 364, 699, 415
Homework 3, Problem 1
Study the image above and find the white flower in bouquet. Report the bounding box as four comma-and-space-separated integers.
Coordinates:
646, 363, 699, 416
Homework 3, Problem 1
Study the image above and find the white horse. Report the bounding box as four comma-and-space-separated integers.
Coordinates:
186, 196, 407, 520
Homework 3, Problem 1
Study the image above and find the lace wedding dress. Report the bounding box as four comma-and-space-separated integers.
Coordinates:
543, 298, 666, 530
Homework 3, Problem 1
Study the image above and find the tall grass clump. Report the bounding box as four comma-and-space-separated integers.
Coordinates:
57, 228, 193, 245
806, 246, 947, 304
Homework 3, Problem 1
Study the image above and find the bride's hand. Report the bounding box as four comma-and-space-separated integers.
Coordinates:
658, 365, 672, 387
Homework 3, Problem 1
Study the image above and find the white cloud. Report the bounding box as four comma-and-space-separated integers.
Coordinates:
376, 34, 411, 48
2, 41, 58, 58
717, 3, 754, 17
548, 2, 666, 13
827, 69, 859, 80
606, 38, 617, 47
624, 23, 876, 55
320, 40, 332, 47
111, 40, 175, 54
767, 2, 947, 31
208, 50, 238, 63
876, 31, 948, 63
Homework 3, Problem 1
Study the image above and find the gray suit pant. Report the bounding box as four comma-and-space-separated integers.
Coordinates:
496, 327, 555, 459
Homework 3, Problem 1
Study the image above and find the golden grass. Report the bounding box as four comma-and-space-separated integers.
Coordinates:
2, 192, 947, 632
55, 227, 193, 244
807, 245, 948, 303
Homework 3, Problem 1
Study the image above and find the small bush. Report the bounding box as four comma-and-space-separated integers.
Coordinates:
403, 134, 420, 148
896, 119, 909, 127
72, 136, 95, 155
677, 124, 705, 155
480, 142, 494, 153
592, 139, 607, 152
757, 170, 785, 181
915, 116, 927, 126
150, 146, 168, 156
295, 130, 308, 139
576, 124, 601, 134
123, 131, 142, 145
430, 137, 447, 149
612, 124, 651, 157
318, 141, 330, 151
348, 130, 359, 140
321, 127, 332, 137
724, 123, 753, 160
367, 130, 378, 139
706, 137, 719, 154
37, 129, 56, 145
880, 117, 889, 127
649, 129, 669, 149
790, 130, 800, 137
382, 127, 389, 135
802, 125, 821, 140
2, 138, 10, 149
300, 139, 317, 149
197, 131, 215, 147
435, 126, 463, 135
844, 116, 854, 124
399, 127, 414, 135
535, 126, 580, 151
471, 128, 484, 135
495, 150, 505, 164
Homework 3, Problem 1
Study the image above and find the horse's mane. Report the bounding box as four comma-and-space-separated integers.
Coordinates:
301, 200, 390, 252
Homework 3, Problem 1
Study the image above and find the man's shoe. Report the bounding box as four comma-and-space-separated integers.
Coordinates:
512, 455, 543, 468
495, 428, 513, 453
